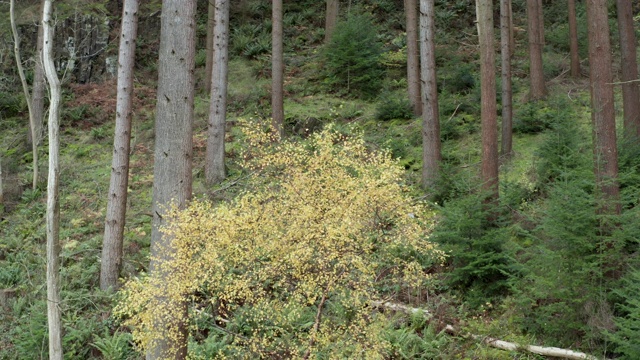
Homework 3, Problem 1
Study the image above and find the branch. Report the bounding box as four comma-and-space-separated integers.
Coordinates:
302, 290, 328, 360
607, 78, 640, 85
371, 301, 608, 360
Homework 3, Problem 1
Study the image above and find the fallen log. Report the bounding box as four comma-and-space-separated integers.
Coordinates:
371, 301, 607, 360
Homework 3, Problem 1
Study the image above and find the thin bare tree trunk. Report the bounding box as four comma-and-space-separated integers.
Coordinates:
508, 0, 514, 56
405, 0, 421, 115
500, 0, 513, 158
205, 0, 230, 185
100, 0, 139, 292
527, 0, 546, 100
325, 0, 339, 43
10, 0, 39, 190
204, 0, 215, 94
568, 0, 581, 77
272, 0, 284, 137
476, 0, 499, 203
42, 0, 62, 358
148, 0, 196, 358
586, 0, 620, 215
616, 0, 640, 139
31, 1, 46, 150
419, 0, 441, 188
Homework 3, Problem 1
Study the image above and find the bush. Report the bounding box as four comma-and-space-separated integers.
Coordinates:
322, 11, 385, 99
375, 93, 414, 121
115, 123, 444, 358
610, 268, 640, 359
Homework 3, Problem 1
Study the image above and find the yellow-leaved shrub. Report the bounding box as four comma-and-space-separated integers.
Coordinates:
114, 122, 444, 359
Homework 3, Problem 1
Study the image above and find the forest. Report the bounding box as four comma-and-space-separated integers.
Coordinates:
0, 0, 639, 359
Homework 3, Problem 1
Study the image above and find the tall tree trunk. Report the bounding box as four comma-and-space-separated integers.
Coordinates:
476, 0, 499, 202
10, 0, 39, 190
526, 0, 546, 100
148, 0, 196, 358
508, 0, 514, 57
616, 0, 640, 139
272, 0, 284, 137
405, 0, 421, 115
568, 0, 581, 77
32, 0, 46, 151
586, 0, 620, 215
42, 0, 63, 358
204, 0, 215, 94
500, 0, 513, 158
536, 0, 545, 46
325, 0, 339, 43
419, 0, 440, 188
100, 0, 139, 292
205, 0, 230, 185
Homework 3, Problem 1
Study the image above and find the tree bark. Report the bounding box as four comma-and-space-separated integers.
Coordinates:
148, 0, 196, 358
10, 0, 39, 190
568, 0, 581, 77
616, 0, 640, 139
536, 0, 545, 46
100, 0, 139, 292
476, 0, 499, 202
527, 0, 546, 100
205, 0, 230, 185
31, 1, 46, 157
405, 0, 421, 115
204, 0, 215, 94
586, 0, 620, 215
325, 0, 339, 43
419, 0, 441, 188
500, 0, 513, 158
42, 0, 63, 358
272, 0, 284, 137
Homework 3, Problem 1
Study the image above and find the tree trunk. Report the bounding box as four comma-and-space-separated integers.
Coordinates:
500, 0, 513, 158
568, 0, 581, 77
586, 0, 620, 215
325, 0, 339, 43
42, 0, 63, 358
148, 0, 196, 358
508, 0, 514, 57
32, 0, 46, 151
526, 0, 546, 100
10, 0, 39, 190
205, 0, 230, 185
272, 0, 284, 137
536, 0, 545, 46
204, 0, 215, 94
476, 0, 499, 203
419, 0, 441, 188
405, 0, 421, 115
616, 0, 640, 139
100, 0, 139, 292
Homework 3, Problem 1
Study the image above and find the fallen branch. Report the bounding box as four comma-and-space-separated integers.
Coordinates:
371, 301, 607, 360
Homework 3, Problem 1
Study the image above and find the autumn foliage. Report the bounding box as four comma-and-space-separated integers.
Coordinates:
115, 123, 444, 358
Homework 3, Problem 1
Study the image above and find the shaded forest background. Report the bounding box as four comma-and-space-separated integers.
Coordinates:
1, 0, 640, 358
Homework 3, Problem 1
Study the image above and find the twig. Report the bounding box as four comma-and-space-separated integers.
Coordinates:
303, 289, 329, 359
608, 78, 640, 85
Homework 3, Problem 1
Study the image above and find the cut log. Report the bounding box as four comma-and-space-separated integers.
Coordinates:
371, 301, 607, 360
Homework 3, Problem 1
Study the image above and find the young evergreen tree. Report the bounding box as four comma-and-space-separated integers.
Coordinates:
586, 0, 620, 215
42, 0, 62, 357
148, 0, 196, 357
272, 0, 284, 137
616, 0, 640, 139
205, 0, 230, 185
100, 0, 139, 291
405, 0, 421, 115
476, 0, 499, 202
419, 0, 440, 188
